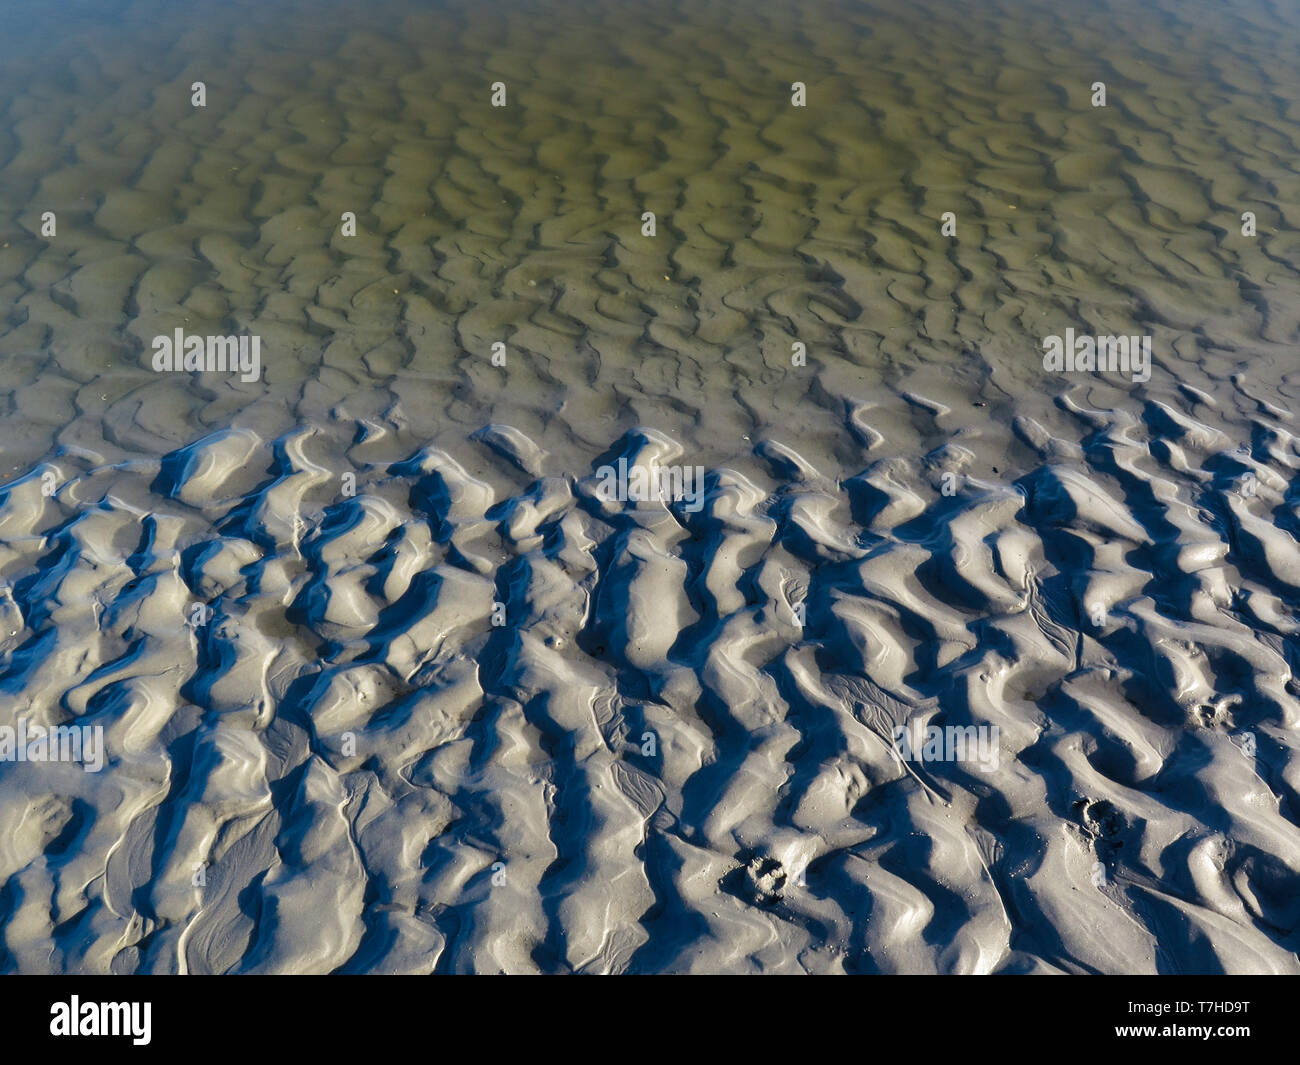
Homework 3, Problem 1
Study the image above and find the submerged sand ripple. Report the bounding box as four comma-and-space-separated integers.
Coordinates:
1, 0, 1298, 471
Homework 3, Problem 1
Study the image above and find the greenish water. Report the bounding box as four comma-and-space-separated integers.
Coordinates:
0, 0, 1296, 475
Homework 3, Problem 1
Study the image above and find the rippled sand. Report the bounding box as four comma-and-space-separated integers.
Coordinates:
1, 0, 1300, 973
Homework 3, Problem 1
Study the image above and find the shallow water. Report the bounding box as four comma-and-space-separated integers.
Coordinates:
1, 0, 1299, 973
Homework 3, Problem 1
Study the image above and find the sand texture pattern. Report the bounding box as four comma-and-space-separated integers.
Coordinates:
0, 0, 1299, 972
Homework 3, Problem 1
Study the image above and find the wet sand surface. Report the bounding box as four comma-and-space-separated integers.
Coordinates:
2, 0, 1300, 972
